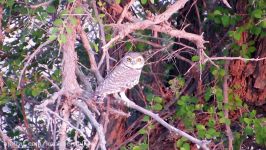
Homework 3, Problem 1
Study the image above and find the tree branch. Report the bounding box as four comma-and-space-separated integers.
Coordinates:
74, 101, 107, 150
77, 25, 104, 82
102, 0, 194, 51
223, 61, 233, 150
18, 39, 54, 90
119, 92, 210, 150
0, 129, 18, 149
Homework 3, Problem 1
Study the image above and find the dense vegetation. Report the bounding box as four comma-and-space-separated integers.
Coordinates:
0, 0, 265, 149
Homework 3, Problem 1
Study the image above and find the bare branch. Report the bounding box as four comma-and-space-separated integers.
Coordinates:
204, 56, 266, 62
74, 101, 107, 150
223, 61, 233, 150
0, 129, 18, 149
117, 0, 135, 24
35, 90, 64, 109
18, 39, 54, 90
102, 0, 191, 51
221, 0, 232, 9
77, 25, 104, 82
150, 24, 207, 49
44, 107, 91, 144
59, 103, 71, 150
119, 92, 210, 150
91, 0, 110, 71
29, 0, 54, 9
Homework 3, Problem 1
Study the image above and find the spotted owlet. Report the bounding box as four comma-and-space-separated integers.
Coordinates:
95, 52, 145, 99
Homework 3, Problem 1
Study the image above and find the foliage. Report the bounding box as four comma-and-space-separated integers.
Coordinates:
0, 0, 266, 149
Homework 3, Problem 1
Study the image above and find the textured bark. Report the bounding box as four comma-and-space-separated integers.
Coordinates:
229, 38, 266, 105
59, 21, 82, 149
228, 0, 266, 106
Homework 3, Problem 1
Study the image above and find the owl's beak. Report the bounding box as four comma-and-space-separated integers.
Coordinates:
131, 60, 137, 65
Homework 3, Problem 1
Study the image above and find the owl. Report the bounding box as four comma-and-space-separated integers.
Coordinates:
95, 52, 145, 99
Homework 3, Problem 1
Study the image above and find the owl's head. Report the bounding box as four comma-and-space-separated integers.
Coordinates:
122, 52, 145, 69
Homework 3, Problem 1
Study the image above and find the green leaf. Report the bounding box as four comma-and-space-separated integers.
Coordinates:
251, 9, 262, 19
215, 88, 223, 101
70, 17, 78, 25
98, 13, 105, 18
191, 55, 199, 62
6, 0, 14, 7
245, 126, 254, 135
181, 143, 190, 150
208, 119, 215, 127
92, 43, 99, 53
50, 27, 59, 34
138, 128, 146, 135
260, 20, 266, 28
68, 0, 75, 2
146, 93, 153, 102
243, 118, 251, 125
142, 115, 150, 122
250, 110, 256, 118
74, 7, 84, 14
154, 96, 163, 103
47, 6, 56, 13
60, 10, 68, 17
66, 27, 73, 34
219, 69, 225, 77
141, 0, 148, 5
196, 124, 206, 130
132, 146, 141, 150
248, 46, 256, 53
59, 34, 67, 44
152, 103, 163, 111
213, 10, 222, 15
221, 15, 230, 27
54, 19, 63, 26
32, 88, 41, 96
115, 0, 121, 4
48, 34, 57, 41
250, 26, 262, 35
233, 31, 242, 41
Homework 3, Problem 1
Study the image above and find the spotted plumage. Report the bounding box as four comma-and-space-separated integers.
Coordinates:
95, 52, 145, 98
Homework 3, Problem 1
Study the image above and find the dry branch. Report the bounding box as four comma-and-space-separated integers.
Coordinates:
29, 0, 54, 9
74, 101, 107, 150
102, 0, 199, 52
119, 92, 210, 150
223, 61, 233, 150
0, 129, 18, 149
18, 39, 54, 90
77, 25, 104, 82
91, 0, 110, 71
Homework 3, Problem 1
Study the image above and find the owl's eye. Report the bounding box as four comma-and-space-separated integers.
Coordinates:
126, 57, 132, 62
136, 57, 142, 62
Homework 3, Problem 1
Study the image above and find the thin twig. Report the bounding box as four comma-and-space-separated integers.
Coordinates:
91, 0, 110, 71
117, 0, 135, 24
36, 90, 64, 109
223, 61, 233, 150
18, 40, 54, 90
42, 75, 60, 91
206, 56, 266, 62
43, 107, 91, 144
30, 0, 54, 9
